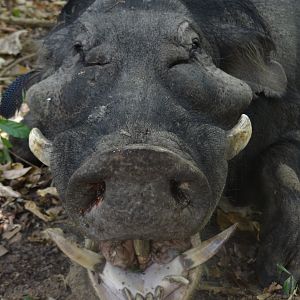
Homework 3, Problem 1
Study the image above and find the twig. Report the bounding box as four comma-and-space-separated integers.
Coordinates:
0, 77, 14, 81
0, 53, 36, 77
9, 150, 40, 169
0, 26, 17, 33
198, 284, 250, 296
0, 16, 55, 29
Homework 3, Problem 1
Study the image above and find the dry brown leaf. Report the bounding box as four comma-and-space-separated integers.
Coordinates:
217, 209, 260, 239
11, 163, 25, 170
0, 30, 27, 55
2, 167, 32, 180
24, 201, 51, 222
256, 293, 272, 300
28, 230, 47, 243
46, 206, 63, 218
26, 167, 42, 184
0, 245, 8, 257
219, 197, 254, 217
0, 57, 6, 68
37, 187, 59, 197
8, 232, 22, 244
0, 183, 21, 198
266, 282, 282, 293
0, 163, 13, 172
2, 224, 21, 240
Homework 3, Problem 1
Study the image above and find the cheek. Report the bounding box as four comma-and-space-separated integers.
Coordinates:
165, 63, 252, 123
27, 66, 118, 132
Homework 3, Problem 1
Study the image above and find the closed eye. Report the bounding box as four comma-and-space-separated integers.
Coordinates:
167, 39, 201, 69
74, 41, 85, 62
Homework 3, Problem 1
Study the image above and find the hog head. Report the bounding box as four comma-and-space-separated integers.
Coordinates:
6, 0, 287, 299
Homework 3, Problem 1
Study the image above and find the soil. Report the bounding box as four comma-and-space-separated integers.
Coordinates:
0, 235, 70, 300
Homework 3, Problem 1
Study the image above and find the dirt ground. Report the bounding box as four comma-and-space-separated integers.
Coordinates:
0, 1, 299, 300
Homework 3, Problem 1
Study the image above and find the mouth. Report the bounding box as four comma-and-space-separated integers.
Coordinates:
45, 224, 237, 300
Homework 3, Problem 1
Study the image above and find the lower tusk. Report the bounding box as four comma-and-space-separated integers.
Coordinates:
181, 223, 238, 270
168, 223, 238, 273
45, 228, 104, 271
155, 286, 164, 300
29, 128, 52, 166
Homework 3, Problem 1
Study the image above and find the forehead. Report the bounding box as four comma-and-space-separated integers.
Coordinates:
75, 0, 191, 45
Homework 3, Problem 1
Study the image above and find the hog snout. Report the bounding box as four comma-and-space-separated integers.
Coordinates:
65, 145, 213, 241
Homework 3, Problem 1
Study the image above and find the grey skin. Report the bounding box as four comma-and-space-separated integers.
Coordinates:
21, 0, 300, 288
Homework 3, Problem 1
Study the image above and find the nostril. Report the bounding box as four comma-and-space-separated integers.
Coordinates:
80, 181, 106, 215
170, 180, 191, 208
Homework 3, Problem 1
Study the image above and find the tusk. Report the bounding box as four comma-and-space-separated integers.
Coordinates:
135, 294, 144, 300
145, 293, 154, 300
45, 228, 104, 271
225, 114, 252, 160
29, 128, 52, 166
155, 286, 164, 300
170, 224, 237, 272
123, 288, 134, 300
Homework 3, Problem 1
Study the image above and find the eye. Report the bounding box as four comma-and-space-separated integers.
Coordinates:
73, 41, 85, 62
84, 46, 111, 67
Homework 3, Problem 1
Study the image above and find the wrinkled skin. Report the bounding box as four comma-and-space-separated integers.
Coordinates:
13, 0, 300, 291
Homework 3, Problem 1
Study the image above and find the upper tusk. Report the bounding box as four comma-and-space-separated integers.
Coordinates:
29, 128, 52, 166
45, 228, 104, 271
225, 114, 252, 160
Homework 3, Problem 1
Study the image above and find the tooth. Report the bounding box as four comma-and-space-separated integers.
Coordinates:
155, 286, 164, 300
226, 114, 252, 160
85, 238, 98, 251
45, 228, 104, 271
145, 293, 154, 300
134, 240, 150, 265
180, 224, 238, 270
135, 293, 144, 300
29, 128, 52, 166
123, 288, 134, 300
164, 275, 190, 285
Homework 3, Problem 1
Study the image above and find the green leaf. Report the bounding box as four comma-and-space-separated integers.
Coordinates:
283, 276, 297, 295
0, 149, 11, 164
23, 296, 34, 300
277, 263, 291, 275
12, 8, 21, 17
1, 137, 12, 149
0, 119, 30, 138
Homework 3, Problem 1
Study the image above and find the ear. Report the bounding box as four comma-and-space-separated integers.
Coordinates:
183, 0, 288, 98
58, 0, 96, 24
219, 30, 287, 98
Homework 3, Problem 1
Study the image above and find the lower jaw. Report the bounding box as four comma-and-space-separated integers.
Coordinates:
89, 236, 201, 300
88, 264, 202, 300
46, 225, 237, 300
